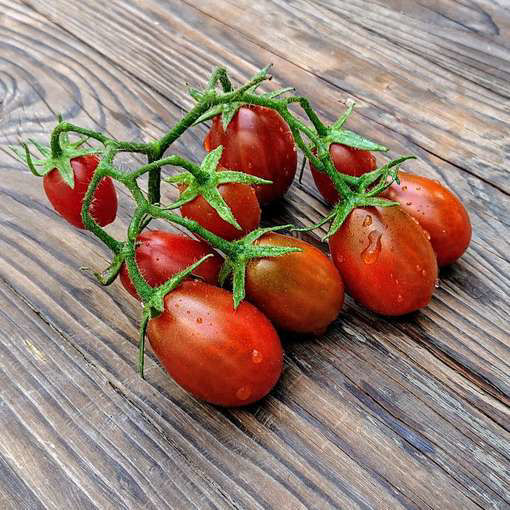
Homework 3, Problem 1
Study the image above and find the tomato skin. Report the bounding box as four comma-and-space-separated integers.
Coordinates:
180, 182, 260, 241
148, 281, 283, 406
381, 172, 471, 266
310, 144, 377, 204
204, 105, 297, 204
119, 230, 223, 300
329, 206, 438, 316
43, 154, 117, 229
245, 233, 344, 334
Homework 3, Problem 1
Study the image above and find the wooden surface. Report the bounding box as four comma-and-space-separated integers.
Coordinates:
1, 0, 509, 508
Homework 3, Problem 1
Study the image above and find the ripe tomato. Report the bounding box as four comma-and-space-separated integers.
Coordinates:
310, 144, 377, 204
381, 172, 471, 266
204, 105, 297, 204
329, 206, 437, 316
148, 281, 283, 406
245, 233, 344, 334
43, 154, 117, 229
179, 182, 260, 241
119, 230, 223, 300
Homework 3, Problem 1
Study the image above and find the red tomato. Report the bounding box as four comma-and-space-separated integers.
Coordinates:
119, 230, 223, 300
43, 154, 117, 229
148, 281, 283, 406
204, 105, 297, 204
329, 206, 438, 316
310, 144, 377, 204
180, 182, 260, 241
245, 233, 344, 334
381, 172, 471, 266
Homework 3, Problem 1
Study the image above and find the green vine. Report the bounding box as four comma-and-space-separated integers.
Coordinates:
13, 65, 413, 376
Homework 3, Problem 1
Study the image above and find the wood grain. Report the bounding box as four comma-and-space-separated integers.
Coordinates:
0, 1, 509, 508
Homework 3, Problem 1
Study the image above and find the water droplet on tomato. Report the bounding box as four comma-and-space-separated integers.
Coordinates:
196, 317, 203, 324
236, 385, 252, 401
252, 349, 263, 364
336, 254, 345, 263
402, 186, 408, 191
424, 231, 431, 241
435, 278, 440, 288
361, 230, 382, 265
397, 294, 403, 303
362, 215, 372, 227
416, 264, 422, 271
421, 269, 427, 277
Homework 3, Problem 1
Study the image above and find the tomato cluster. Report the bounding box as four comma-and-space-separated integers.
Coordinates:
32, 81, 471, 409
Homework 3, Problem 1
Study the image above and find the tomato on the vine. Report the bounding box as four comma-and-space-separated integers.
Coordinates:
310, 144, 377, 204
204, 105, 297, 204
329, 206, 437, 316
179, 182, 260, 241
43, 154, 117, 229
245, 233, 344, 334
381, 172, 471, 266
148, 281, 283, 406
119, 230, 223, 300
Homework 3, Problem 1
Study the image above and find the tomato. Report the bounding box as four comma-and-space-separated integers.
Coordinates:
43, 154, 117, 229
119, 230, 223, 300
381, 172, 471, 266
310, 144, 377, 204
204, 105, 297, 204
180, 182, 260, 241
245, 233, 344, 334
148, 281, 283, 406
329, 206, 437, 316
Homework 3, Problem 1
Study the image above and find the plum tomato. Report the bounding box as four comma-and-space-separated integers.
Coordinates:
204, 105, 297, 204
148, 281, 283, 406
119, 230, 223, 300
381, 172, 471, 266
329, 206, 438, 316
310, 144, 377, 204
43, 154, 117, 229
179, 182, 260, 241
245, 233, 344, 334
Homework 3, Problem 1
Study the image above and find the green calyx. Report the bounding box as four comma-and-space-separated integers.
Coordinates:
81, 251, 126, 286
164, 146, 271, 230
192, 65, 295, 130
137, 254, 214, 378
301, 155, 415, 240
10, 129, 99, 188
320, 103, 389, 154
218, 225, 302, 308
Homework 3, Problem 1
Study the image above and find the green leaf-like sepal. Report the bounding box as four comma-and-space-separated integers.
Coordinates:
11, 131, 100, 188
164, 146, 270, 230
137, 253, 215, 378
331, 103, 355, 130
221, 224, 302, 309
326, 129, 388, 152
314, 155, 416, 240
311, 103, 388, 167
81, 252, 125, 286
193, 65, 275, 129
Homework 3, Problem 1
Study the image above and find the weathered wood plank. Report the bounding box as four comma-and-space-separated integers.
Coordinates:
0, 1, 509, 508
